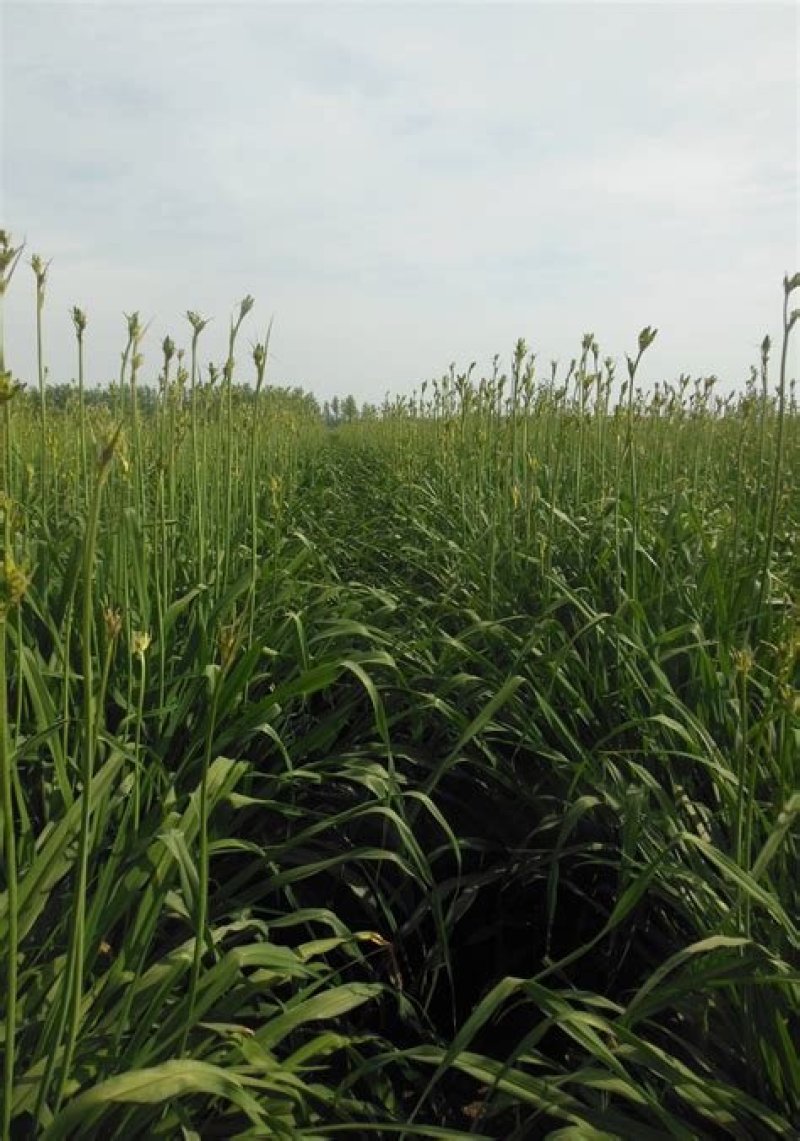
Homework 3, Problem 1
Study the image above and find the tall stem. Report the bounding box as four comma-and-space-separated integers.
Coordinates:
186, 313, 209, 587
248, 324, 271, 655
37, 428, 120, 1120
0, 608, 17, 1141
624, 326, 657, 614
71, 308, 89, 503
0, 234, 25, 1141
32, 256, 50, 531
181, 663, 222, 1055
758, 281, 797, 639
221, 296, 254, 588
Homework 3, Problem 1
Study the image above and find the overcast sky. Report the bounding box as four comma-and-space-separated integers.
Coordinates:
3, 1, 798, 402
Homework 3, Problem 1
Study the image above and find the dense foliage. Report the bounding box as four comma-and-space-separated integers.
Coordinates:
1, 232, 798, 1137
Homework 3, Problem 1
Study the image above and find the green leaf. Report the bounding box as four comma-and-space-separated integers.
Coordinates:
43, 1060, 265, 1139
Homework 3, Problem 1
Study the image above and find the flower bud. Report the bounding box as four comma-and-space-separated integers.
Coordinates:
638, 326, 657, 354
0, 371, 23, 403
71, 306, 87, 337
131, 629, 152, 657
103, 607, 123, 641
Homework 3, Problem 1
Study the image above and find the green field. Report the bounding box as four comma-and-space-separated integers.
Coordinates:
1, 232, 798, 1138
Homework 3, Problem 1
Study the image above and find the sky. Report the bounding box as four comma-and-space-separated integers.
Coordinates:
2, 1, 798, 403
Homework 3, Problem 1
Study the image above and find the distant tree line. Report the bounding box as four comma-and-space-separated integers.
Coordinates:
322, 395, 379, 425
20, 381, 323, 418
19, 381, 386, 425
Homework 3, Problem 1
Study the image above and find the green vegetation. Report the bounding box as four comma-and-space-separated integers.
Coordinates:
1, 228, 798, 1138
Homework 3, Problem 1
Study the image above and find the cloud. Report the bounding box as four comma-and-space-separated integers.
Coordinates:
3, 2, 797, 400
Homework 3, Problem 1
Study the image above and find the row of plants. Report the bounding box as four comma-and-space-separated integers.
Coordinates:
0, 230, 797, 1137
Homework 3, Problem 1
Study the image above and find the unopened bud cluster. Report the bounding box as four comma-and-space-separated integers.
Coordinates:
0, 554, 28, 616
0, 370, 24, 404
